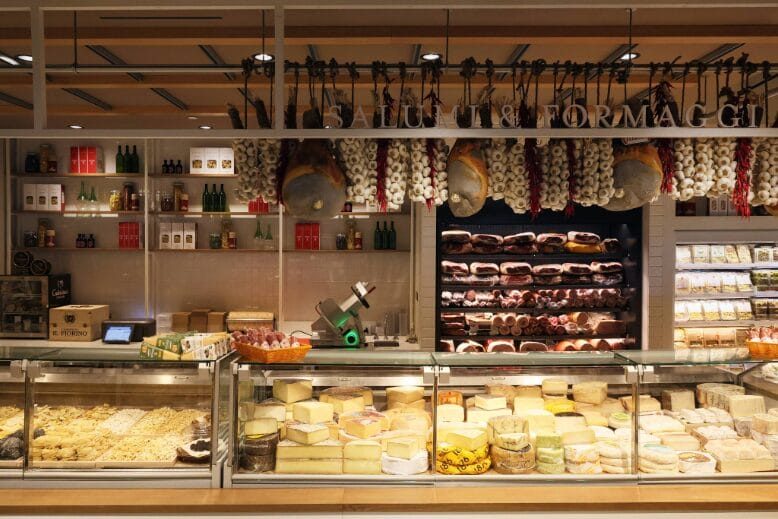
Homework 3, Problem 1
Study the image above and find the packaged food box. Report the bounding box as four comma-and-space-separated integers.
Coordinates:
49, 304, 110, 341
226, 311, 274, 331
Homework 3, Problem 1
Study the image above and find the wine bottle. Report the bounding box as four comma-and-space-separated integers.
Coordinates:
373, 221, 382, 250
87, 234, 95, 248
211, 184, 218, 212
202, 184, 210, 212
115, 145, 124, 173
162, 160, 169, 175
381, 221, 389, 250
131, 145, 139, 173
124, 145, 131, 171
218, 184, 227, 212
389, 220, 397, 250
175, 160, 183, 175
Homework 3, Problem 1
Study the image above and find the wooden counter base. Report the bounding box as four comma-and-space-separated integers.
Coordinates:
0, 485, 777, 514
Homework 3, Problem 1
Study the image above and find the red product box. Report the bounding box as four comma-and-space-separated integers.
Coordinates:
78, 147, 88, 173
311, 222, 320, 250
70, 147, 80, 173
248, 199, 256, 213
295, 223, 304, 250
87, 147, 97, 173
302, 223, 312, 250
118, 222, 125, 249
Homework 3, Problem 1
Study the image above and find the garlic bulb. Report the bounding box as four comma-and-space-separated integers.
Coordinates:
503, 139, 529, 213
233, 138, 261, 203
540, 140, 569, 211
751, 137, 778, 206
430, 138, 449, 206
384, 139, 409, 211
337, 138, 370, 204
577, 139, 601, 206
692, 137, 715, 197
708, 137, 737, 198
671, 138, 695, 201
257, 139, 282, 203
364, 139, 379, 206
487, 138, 509, 200
595, 139, 615, 206
407, 138, 428, 203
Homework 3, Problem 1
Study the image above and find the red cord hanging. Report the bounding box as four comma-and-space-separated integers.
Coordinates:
425, 139, 437, 210
376, 139, 389, 212
733, 137, 753, 218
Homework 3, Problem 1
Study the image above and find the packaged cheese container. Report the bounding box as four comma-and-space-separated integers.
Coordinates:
692, 245, 711, 264
734, 300, 754, 320
687, 302, 704, 321
674, 302, 689, 322
690, 274, 706, 295
718, 301, 737, 321
675, 273, 691, 296
676, 246, 692, 266
736, 244, 753, 264
754, 246, 772, 264
704, 273, 722, 294
710, 245, 727, 264
702, 301, 720, 321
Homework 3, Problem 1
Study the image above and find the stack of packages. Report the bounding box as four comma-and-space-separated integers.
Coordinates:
595, 440, 632, 474
638, 444, 679, 474
487, 416, 535, 474
140, 332, 229, 360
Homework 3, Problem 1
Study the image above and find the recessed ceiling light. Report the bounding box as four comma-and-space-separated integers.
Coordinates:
0, 55, 20, 66
68, 124, 83, 129
619, 52, 640, 61
16, 55, 33, 63
421, 52, 442, 62
198, 125, 212, 130
253, 53, 274, 62
187, 115, 198, 120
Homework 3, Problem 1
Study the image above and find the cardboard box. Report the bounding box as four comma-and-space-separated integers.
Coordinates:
159, 222, 172, 250
171, 312, 191, 333
204, 148, 220, 174
48, 184, 63, 212
184, 222, 197, 250
189, 147, 205, 174
35, 185, 48, 211
207, 311, 226, 333
171, 223, 184, 250
70, 147, 80, 173
49, 304, 110, 341
79, 148, 88, 174
190, 308, 210, 332
87, 146, 97, 173
23, 184, 36, 211
218, 147, 234, 174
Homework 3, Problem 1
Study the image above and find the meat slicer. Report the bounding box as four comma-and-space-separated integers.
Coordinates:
311, 281, 374, 348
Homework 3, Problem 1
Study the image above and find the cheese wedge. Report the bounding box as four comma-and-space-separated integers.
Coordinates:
286, 423, 330, 445
326, 394, 365, 416
447, 428, 488, 451
273, 379, 313, 403
495, 432, 529, 451
386, 438, 421, 460
343, 417, 383, 439
344, 440, 382, 460
293, 401, 335, 424
386, 386, 424, 404
474, 394, 507, 411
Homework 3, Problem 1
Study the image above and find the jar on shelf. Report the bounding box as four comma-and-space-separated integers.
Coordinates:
228, 231, 237, 249
335, 233, 347, 250
122, 183, 134, 211
160, 192, 174, 212
39, 144, 51, 174
24, 152, 39, 174
44, 229, 56, 248
108, 190, 122, 211
209, 233, 221, 249
180, 193, 189, 212
354, 231, 363, 250
130, 193, 140, 211
173, 182, 184, 212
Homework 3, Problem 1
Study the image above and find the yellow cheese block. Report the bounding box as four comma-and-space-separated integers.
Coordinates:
542, 378, 568, 397
276, 439, 343, 459
343, 417, 383, 439
379, 430, 427, 452
386, 386, 424, 404
252, 401, 287, 423
386, 408, 432, 432
581, 411, 608, 427
514, 397, 545, 413
320, 386, 374, 407
337, 410, 390, 431
343, 458, 381, 474
560, 428, 596, 445
515, 386, 543, 399
447, 428, 488, 451
273, 379, 313, 403
387, 399, 426, 411
519, 409, 556, 433
275, 458, 342, 474
292, 401, 334, 424
437, 404, 465, 422
466, 407, 511, 424
344, 439, 382, 460
326, 394, 365, 416
245, 418, 278, 437
475, 394, 507, 411
387, 438, 421, 460
572, 381, 608, 405
286, 423, 330, 445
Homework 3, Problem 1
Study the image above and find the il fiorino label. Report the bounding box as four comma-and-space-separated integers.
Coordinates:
59, 329, 88, 337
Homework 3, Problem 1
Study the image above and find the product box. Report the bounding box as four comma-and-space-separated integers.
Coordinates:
207, 311, 226, 333
218, 147, 234, 174
295, 223, 304, 249
311, 222, 320, 250
171, 312, 191, 333
120, 222, 142, 249
87, 147, 97, 173
171, 223, 184, 250
79, 147, 89, 173
23, 184, 36, 211
189, 147, 233, 175
204, 148, 220, 174
189, 148, 205, 174
35, 185, 48, 211
48, 184, 63, 212
70, 147, 80, 173
302, 223, 312, 249
190, 308, 210, 332
709, 197, 728, 216
183, 222, 197, 250
159, 222, 172, 250
49, 304, 110, 341
48, 273, 72, 307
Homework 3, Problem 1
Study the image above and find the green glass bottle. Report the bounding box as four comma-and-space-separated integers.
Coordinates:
115, 145, 124, 173
373, 221, 382, 250
124, 145, 131, 172
211, 184, 218, 212
130, 145, 139, 173
389, 220, 397, 250
202, 184, 210, 212
381, 221, 389, 250
218, 184, 227, 212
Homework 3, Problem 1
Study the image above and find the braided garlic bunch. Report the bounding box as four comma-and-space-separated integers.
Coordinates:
408, 139, 429, 202
364, 140, 379, 206
338, 138, 370, 204
708, 137, 737, 198
257, 139, 282, 202
595, 139, 616, 205
233, 138, 260, 203
429, 138, 449, 205
487, 138, 509, 200
672, 138, 695, 200
539, 140, 569, 211
385, 139, 409, 211
752, 138, 778, 206
576, 139, 600, 206
504, 139, 529, 213
692, 138, 715, 197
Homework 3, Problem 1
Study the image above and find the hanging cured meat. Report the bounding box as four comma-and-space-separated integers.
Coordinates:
447, 139, 489, 217
282, 140, 347, 219
603, 143, 663, 212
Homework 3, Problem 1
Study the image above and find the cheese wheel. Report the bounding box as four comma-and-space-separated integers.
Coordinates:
490, 444, 535, 474
446, 139, 488, 217
604, 143, 663, 211
381, 451, 429, 475
282, 140, 347, 219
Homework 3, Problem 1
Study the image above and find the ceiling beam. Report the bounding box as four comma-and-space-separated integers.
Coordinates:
62, 87, 113, 110
2, 25, 777, 47
497, 44, 530, 81
0, 91, 32, 110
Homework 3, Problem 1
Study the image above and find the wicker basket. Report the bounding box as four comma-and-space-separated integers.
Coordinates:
232, 340, 311, 363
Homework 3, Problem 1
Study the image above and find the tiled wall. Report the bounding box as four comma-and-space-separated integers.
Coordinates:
415, 205, 437, 351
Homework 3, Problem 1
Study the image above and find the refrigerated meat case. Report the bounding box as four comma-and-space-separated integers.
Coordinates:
436, 201, 643, 353
22, 348, 232, 488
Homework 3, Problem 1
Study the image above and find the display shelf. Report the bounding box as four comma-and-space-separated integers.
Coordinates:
152, 249, 275, 253
11, 173, 142, 179
674, 215, 778, 231
442, 253, 626, 262
676, 262, 778, 270
439, 333, 625, 341
674, 320, 775, 328
754, 291, 778, 298
441, 283, 627, 291
284, 249, 410, 253
675, 292, 754, 300
440, 306, 629, 314
12, 247, 143, 252
153, 211, 277, 218
13, 210, 143, 216
149, 174, 237, 179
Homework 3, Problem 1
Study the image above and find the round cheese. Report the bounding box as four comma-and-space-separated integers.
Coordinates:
491, 444, 535, 474
436, 442, 489, 465
494, 432, 529, 451
536, 460, 565, 474
436, 456, 491, 475
381, 451, 429, 475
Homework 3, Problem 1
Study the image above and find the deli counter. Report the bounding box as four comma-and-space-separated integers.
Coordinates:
224, 349, 778, 486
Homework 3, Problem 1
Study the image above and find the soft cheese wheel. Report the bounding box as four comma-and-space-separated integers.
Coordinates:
282, 140, 347, 219
381, 451, 429, 475
604, 142, 663, 212
446, 139, 489, 217
487, 415, 528, 444
564, 444, 599, 463
386, 386, 424, 404
494, 432, 530, 451
677, 451, 716, 473
572, 382, 608, 405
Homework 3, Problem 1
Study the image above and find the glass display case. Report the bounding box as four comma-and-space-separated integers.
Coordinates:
0, 347, 38, 485
433, 351, 637, 482
23, 348, 231, 488
227, 350, 436, 486
619, 351, 778, 482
